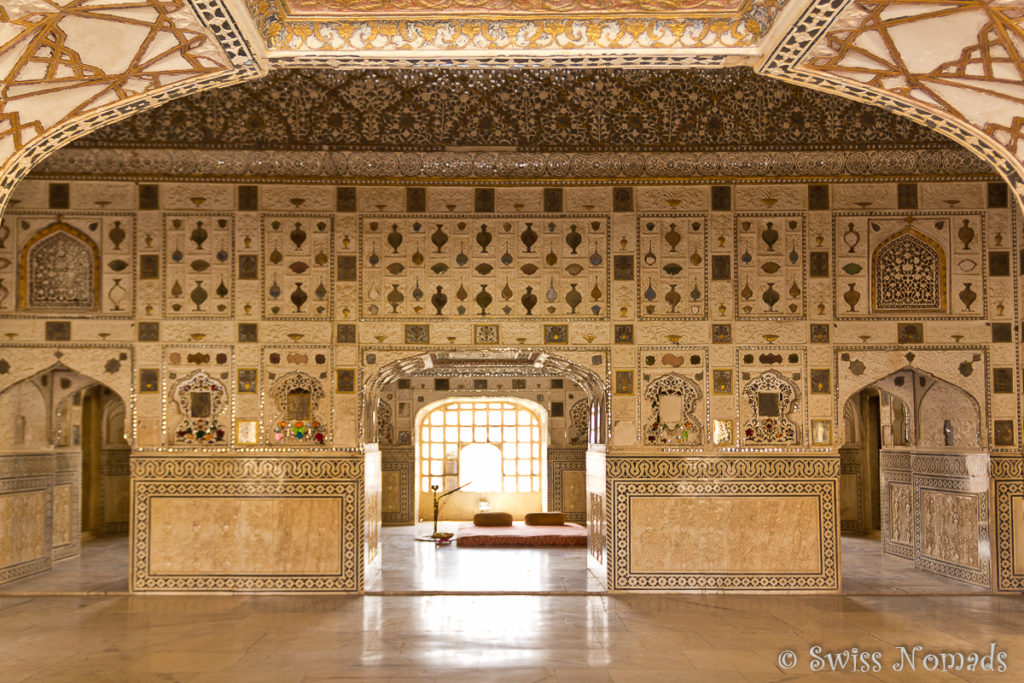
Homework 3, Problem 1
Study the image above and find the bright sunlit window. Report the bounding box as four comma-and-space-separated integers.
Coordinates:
418, 400, 542, 494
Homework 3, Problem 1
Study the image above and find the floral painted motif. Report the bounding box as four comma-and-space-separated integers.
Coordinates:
172, 370, 227, 444
269, 371, 326, 445
644, 373, 702, 445
741, 370, 799, 445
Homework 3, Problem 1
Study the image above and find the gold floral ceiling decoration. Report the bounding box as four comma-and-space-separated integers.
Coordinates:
246, 0, 785, 57
0, 0, 1022, 217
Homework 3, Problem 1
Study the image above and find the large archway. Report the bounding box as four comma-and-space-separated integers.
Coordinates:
838, 367, 991, 591
0, 364, 129, 591
361, 349, 609, 592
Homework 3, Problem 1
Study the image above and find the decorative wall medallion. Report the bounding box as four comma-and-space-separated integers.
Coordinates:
712, 419, 733, 445
614, 370, 634, 396
237, 369, 257, 393
741, 370, 799, 445
171, 371, 227, 444
897, 323, 924, 344
811, 419, 831, 446
139, 368, 159, 392
644, 373, 703, 445
809, 369, 830, 394
269, 371, 326, 444
22, 223, 98, 309
544, 324, 568, 344
404, 324, 429, 344
711, 369, 732, 395
336, 368, 355, 393
994, 420, 1014, 446
474, 324, 499, 344
872, 229, 946, 312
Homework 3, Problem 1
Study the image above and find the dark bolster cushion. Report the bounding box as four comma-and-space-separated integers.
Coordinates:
473, 512, 514, 527
524, 512, 565, 526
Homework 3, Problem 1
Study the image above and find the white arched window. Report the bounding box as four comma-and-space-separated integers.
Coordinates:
417, 399, 545, 494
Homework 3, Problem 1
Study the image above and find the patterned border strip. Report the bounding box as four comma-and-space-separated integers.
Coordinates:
30, 148, 995, 182
757, 0, 1024, 202
266, 54, 732, 69
186, 0, 259, 68
607, 456, 838, 479
548, 454, 587, 523
247, 0, 783, 52
611, 479, 838, 590
380, 448, 415, 524
131, 456, 364, 480
994, 480, 1023, 591
132, 480, 360, 591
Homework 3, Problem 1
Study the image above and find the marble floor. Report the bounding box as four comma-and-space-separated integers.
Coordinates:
2, 592, 1023, 680
365, 522, 602, 594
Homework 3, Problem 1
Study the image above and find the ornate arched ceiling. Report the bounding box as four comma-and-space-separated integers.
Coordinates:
0, 0, 1022, 215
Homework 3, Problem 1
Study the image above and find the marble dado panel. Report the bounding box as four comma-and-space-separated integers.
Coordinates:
133, 457, 362, 591
381, 448, 414, 525
607, 456, 838, 591
360, 216, 610, 321
0, 477, 52, 585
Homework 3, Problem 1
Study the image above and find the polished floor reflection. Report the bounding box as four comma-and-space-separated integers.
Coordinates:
0, 534, 129, 595
366, 523, 602, 593
841, 535, 988, 594
3, 592, 1023, 680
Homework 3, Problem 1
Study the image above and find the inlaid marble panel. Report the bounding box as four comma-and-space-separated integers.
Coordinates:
51, 484, 72, 548
0, 489, 48, 570
148, 496, 343, 575
919, 490, 981, 570
629, 495, 821, 574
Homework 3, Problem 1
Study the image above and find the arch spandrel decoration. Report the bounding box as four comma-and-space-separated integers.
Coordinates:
362, 350, 608, 446
741, 370, 799, 446
643, 373, 703, 446
268, 371, 327, 445
171, 370, 227, 444
19, 222, 99, 310
871, 228, 946, 313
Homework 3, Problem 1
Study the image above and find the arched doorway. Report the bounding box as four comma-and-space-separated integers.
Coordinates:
362, 350, 608, 592
0, 364, 129, 590
839, 367, 991, 591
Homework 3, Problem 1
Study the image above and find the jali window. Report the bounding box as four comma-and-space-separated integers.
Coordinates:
418, 400, 542, 494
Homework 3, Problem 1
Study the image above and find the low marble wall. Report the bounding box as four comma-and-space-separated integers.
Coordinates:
607, 455, 839, 592
131, 456, 363, 592
586, 445, 607, 588
881, 449, 991, 587
0, 453, 55, 585
993, 458, 1024, 591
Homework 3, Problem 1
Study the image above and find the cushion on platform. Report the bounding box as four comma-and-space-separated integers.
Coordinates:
524, 512, 565, 526
473, 511, 513, 527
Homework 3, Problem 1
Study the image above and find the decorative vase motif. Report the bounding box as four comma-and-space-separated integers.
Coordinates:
386, 224, 402, 253
958, 219, 975, 249
788, 245, 799, 264
190, 221, 208, 249
843, 223, 860, 254
741, 280, 753, 300
789, 281, 801, 298
501, 246, 514, 266
590, 280, 602, 301
412, 278, 423, 301
959, 282, 977, 311
664, 223, 681, 252
664, 284, 681, 312
545, 249, 558, 266
367, 245, 380, 266
643, 242, 656, 265
292, 283, 309, 312
217, 244, 230, 263
456, 248, 468, 266
589, 244, 602, 266
107, 278, 127, 311
546, 278, 558, 303
431, 286, 447, 315
456, 284, 468, 301
501, 280, 514, 301
761, 221, 779, 251
520, 222, 538, 252
315, 280, 327, 300
643, 279, 657, 301
762, 282, 780, 311
216, 279, 229, 298
431, 224, 448, 253
565, 283, 582, 313
190, 281, 208, 311
843, 282, 861, 312
108, 221, 126, 250
476, 224, 492, 253
268, 279, 281, 299
269, 245, 282, 264
475, 284, 492, 315
565, 224, 582, 254
172, 243, 184, 263
386, 284, 403, 313
521, 286, 537, 315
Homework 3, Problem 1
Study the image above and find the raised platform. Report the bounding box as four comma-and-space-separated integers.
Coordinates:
456, 522, 587, 548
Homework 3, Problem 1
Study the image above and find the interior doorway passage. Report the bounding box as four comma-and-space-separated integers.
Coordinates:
417, 398, 546, 521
